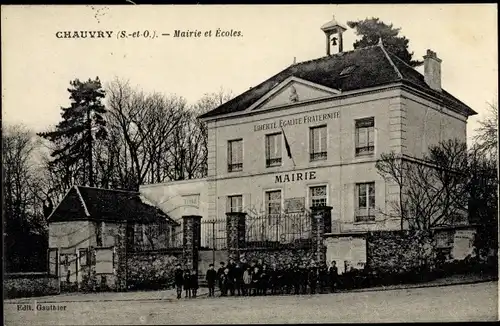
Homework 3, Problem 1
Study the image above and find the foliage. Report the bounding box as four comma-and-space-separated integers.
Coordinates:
347, 17, 423, 67
38, 77, 107, 189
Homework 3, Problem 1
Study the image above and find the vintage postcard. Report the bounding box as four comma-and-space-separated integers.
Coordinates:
2, 4, 498, 325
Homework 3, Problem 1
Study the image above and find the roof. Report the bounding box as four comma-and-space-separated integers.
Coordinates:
48, 185, 179, 225
198, 44, 477, 120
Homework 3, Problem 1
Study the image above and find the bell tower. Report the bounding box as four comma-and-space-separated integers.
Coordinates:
321, 15, 347, 56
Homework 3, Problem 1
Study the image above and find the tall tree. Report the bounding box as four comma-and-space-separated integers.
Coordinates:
38, 77, 107, 188
347, 17, 423, 67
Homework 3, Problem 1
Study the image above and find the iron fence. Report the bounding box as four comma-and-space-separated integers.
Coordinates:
200, 218, 227, 250
245, 211, 313, 247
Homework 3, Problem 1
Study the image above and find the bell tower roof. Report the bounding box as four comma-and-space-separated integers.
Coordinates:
321, 15, 347, 33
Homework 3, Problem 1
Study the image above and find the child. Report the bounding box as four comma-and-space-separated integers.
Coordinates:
205, 264, 217, 297
183, 268, 191, 298
220, 268, 229, 296
251, 266, 260, 296
243, 267, 252, 296
190, 270, 199, 298
174, 264, 184, 299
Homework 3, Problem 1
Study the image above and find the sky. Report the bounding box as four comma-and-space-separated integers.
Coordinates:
1, 4, 498, 143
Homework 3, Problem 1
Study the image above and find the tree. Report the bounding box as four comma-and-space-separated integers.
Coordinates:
347, 17, 423, 67
474, 101, 498, 159
376, 139, 470, 231
106, 78, 187, 189
3, 124, 48, 271
38, 77, 107, 188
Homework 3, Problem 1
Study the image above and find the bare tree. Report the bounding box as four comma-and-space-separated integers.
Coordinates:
105, 78, 187, 189
376, 139, 470, 231
474, 100, 498, 159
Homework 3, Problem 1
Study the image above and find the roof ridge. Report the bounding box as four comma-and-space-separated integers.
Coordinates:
378, 43, 404, 80
295, 44, 380, 66
76, 185, 139, 194
74, 185, 90, 217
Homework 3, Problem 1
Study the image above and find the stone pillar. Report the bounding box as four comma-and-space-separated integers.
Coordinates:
310, 206, 332, 265
114, 223, 128, 291
226, 212, 246, 260
182, 215, 202, 271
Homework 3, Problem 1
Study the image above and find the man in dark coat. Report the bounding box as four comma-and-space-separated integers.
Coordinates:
190, 270, 199, 298
174, 264, 184, 299
227, 258, 236, 296
308, 261, 318, 295
328, 260, 339, 293
205, 264, 217, 297
233, 262, 243, 296
299, 263, 308, 294
292, 263, 301, 295
269, 263, 281, 295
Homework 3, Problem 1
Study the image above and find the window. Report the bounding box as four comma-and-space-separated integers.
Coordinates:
265, 190, 282, 224
356, 182, 376, 222
227, 195, 243, 213
228, 139, 243, 172
355, 118, 375, 155
310, 186, 327, 207
265, 133, 282, 167
96, 221, 104, 246
310, 125, 327, 161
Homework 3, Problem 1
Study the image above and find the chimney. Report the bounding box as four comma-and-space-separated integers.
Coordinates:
423, 49, 442, 92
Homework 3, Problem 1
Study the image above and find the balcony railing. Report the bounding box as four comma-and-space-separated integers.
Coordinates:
310, 152, 327, 161
266, 157, 282, 167
227, 163, 243, 172
355, 146, 375, 156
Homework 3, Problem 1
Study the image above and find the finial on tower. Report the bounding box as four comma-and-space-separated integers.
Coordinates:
321, 15, 347, 56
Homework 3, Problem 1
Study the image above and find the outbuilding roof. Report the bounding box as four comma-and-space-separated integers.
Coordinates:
198, 44, 476, 120
48, 185, 179, 225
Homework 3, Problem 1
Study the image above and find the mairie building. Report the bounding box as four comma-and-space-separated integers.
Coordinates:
139, 17, 477, 250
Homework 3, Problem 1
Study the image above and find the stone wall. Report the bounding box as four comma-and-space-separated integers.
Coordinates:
5, 273, 60, 299
126, 250, 182, 290
240, 245, 316, 268
366, 230, 436, 275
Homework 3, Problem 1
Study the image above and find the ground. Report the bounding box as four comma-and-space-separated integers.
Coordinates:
4, 282, 498, 325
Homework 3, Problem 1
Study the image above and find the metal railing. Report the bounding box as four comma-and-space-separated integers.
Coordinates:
245, 211, 313, 247
200, 218, 227, 250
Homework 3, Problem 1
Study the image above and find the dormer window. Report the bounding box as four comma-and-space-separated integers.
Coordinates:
340, 65, 356, 76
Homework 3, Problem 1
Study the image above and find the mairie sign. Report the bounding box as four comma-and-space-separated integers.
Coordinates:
275, 171, 316, 183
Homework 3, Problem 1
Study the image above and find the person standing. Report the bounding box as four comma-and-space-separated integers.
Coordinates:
242, 267, 252, 296
205, 264, 217, 297
174, 264, 184, 299
260, 264, 269, 295
299, 263, 308, 295
227, 258, 236, 296
217, 262, 226, 295
190, 270, 199, 298
233, 262, 243, 296
221, 268, 230, 296
308, 261, 318, 295
183, 267, 192, 298
269, 263, 280, 295
328, 260, 339, 293
292, 263, 300, 295
251, 266, 260, 296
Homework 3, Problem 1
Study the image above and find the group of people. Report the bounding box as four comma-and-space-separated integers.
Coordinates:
204, 258, 339, 298
173, 266, 199, 299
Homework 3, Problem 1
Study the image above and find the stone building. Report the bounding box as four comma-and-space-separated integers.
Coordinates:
139, 16, 477, 259
47, 185, 178, 291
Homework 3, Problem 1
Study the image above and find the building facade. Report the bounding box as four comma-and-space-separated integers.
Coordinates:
139, 18, 476, 250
